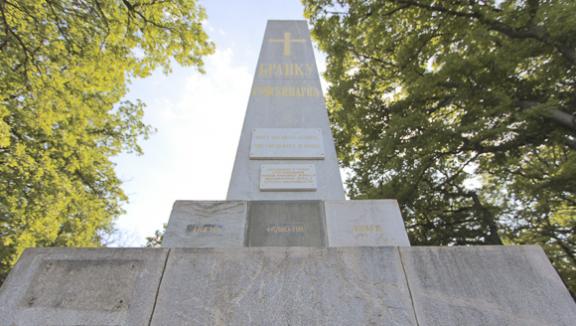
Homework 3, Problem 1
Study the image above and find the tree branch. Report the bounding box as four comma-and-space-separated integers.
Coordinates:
518, 100, 576, 132
393, 0, 576, 65
121, 0, 173, 31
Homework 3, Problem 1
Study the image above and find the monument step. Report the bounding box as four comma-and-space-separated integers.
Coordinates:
1, 246, 575, 325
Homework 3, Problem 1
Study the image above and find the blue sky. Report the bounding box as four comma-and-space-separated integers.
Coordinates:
111, 1, 330, 245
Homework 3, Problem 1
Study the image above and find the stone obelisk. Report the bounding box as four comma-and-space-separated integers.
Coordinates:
227, 20, 345, 200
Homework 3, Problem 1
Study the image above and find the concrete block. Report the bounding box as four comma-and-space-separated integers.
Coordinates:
163, 201, 247, 248
325, 200, 410, 247
150, 247, 417, 326
0, 248, 168, 326
400, 245, 576, 326
246, 201, 326, 247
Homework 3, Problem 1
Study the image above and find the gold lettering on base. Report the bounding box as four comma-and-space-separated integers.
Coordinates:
352, 225, 383, 234
186, 224, 223, 233
266, 224, 305, 233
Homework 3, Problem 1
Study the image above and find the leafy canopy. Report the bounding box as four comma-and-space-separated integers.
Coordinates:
0, 0, 213, 283
304, 0, 576, 296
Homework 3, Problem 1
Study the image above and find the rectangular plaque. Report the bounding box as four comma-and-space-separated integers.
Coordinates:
246, 201, 325, 247
260, 164, 317, 191
325, 200, 410, 247
250, 128, 325, 159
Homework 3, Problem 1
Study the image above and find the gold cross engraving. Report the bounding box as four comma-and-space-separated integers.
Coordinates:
269, 32, 306, 56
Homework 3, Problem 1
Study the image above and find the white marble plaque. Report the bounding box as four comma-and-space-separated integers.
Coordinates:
325, 200, 410, 247
260, 164, 317, 191
250, 128, 325, 159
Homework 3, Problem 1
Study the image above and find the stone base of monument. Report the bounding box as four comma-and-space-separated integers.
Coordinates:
163, 199, 411, 248
1, 246, 575, 325
0, 248, 169, 326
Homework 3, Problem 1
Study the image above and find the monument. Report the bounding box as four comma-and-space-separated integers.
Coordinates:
1, 20, 575, 326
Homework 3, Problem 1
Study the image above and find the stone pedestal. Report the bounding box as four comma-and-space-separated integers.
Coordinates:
1, 246, 575, 325
162, 199, 411, 248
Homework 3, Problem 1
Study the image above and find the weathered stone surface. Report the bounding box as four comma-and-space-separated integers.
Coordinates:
162, 201, 247, 248
246, 201, 326, 247
325, 200, 410, 247
150, 247, 417, 326
227, 20, 345, 200
400, 245, 576, 326
0, 248, 168, 326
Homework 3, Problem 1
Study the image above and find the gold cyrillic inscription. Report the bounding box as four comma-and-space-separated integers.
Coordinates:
266, 224, 305, 233
251, 85, 320, 97
186, 224, 223, 233
258, 64, 314, 78
352, 225, 383, 233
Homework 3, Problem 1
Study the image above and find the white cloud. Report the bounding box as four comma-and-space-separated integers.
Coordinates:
112, 48, 251, 246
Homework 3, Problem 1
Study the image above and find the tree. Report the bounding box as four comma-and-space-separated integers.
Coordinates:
145, 223, 166, 248
304, 0, 576, 296
0, 0, 213, 284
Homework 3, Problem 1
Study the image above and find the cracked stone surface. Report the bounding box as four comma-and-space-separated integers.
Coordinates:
400, 245, 576, 326
0, 248, 168, 326
2, 246, 575, 325
150, 247, 417, 326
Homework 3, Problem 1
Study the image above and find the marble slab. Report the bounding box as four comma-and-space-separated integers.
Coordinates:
150, 247, 417, 326
259, 164, 317, 191
246, 201, 326, 247
162, 201, 247, 248
400, 246, 576, 326
325, 200, 410, 247
0, 248, 168, 326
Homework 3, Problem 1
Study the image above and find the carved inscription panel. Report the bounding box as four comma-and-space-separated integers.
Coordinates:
246, 201, 325, 247
250, 128, 325, 160
260, 164, 317, 191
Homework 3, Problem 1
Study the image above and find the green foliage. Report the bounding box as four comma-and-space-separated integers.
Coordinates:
304, 0, 576, 296
145, 223, 166, 248
0, 0, 213, 283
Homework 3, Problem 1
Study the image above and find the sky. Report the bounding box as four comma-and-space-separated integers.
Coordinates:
111, 0, 331, 246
